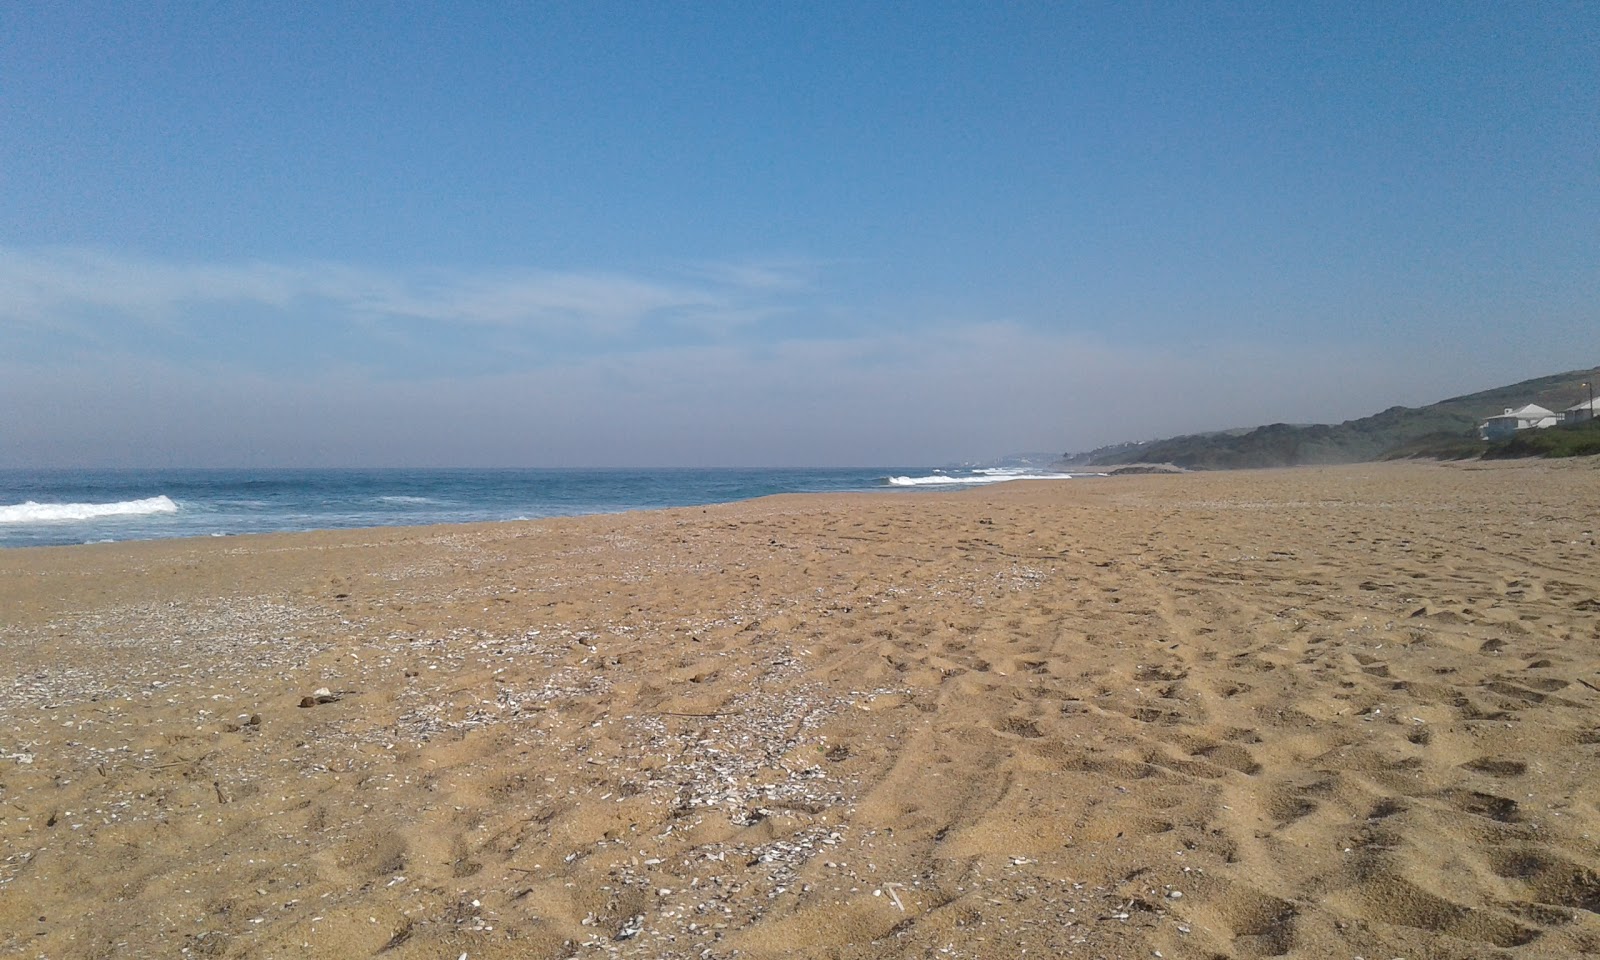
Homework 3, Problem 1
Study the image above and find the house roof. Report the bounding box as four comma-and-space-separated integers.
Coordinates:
1564, 398, 1598, 413
1482, 404, 1556, 424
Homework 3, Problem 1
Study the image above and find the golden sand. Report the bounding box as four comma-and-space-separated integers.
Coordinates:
3, 460, 1599, 959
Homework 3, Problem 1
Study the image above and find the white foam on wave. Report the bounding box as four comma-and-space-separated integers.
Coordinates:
378, 495, 439, 505
886, 472, 1075, 487
0, 495, 180, 524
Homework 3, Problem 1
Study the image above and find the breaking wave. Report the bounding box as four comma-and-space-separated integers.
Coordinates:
0, 495, 180, 524
885, 471, 1076, 487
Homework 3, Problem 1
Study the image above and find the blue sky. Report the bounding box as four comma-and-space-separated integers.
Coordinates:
2, 2, 1595, 467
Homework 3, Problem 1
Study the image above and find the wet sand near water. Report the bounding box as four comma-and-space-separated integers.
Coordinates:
3, 459, 1600, 959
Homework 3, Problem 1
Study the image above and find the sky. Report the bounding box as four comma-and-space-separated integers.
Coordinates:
2, 2, 1596, 468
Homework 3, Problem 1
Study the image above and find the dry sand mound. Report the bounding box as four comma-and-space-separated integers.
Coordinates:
2, 460, 1599, 958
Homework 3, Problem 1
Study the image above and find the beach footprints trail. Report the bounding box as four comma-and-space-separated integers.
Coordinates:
2, 462, 1599, 958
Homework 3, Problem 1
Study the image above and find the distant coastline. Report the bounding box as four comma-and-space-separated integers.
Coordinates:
1059, 366, 1600, 471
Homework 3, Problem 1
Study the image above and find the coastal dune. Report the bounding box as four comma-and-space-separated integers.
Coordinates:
3, 460, 1599, 959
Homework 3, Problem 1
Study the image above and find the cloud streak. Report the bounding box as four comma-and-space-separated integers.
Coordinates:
0, 245, 1572, 468
0, 320, 1474, 468
0, 246, 804, 338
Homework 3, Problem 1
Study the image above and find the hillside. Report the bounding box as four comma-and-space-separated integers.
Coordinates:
1073, 367, 1598, 470
1482, 415, 1600, 459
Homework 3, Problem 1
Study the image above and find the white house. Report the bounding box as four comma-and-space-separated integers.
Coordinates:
1563, 398, 1598, 424
1479, 404, 1558, 440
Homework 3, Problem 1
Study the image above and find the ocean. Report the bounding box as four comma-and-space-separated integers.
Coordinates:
0, 466, 1084, 548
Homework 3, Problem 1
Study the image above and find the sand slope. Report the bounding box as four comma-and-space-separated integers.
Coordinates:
2, 460, 1599, 959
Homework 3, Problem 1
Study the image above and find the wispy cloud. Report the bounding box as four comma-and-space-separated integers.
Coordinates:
0, 320, 1478, 468
0, 245, 809, 337
0, 246, 1560, 468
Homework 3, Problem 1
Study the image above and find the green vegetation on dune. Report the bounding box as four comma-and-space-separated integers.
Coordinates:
1482, 417, 1600, 459
1071, 368, 1599, 470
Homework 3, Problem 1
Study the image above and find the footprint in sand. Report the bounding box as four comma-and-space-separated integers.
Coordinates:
1461, 756, 1529, 778
1192, 742, 1262, 776
993, 715, 1044, 739
1347, 873, 1539, 948
1263, 789, 1318, 824
1210, 885, 1299, 957
1488, 846, 1600, 915
1442, 788, 1521, 823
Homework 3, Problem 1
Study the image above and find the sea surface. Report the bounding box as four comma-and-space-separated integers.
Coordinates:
0, 467, 1084, 548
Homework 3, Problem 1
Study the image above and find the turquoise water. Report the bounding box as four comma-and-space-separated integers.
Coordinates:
0, 466, 1081, 548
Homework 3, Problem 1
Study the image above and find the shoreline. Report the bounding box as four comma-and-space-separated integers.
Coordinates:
3, 461, 1599, 958
0, 471, 1090, 553
0, 466, 1017, 551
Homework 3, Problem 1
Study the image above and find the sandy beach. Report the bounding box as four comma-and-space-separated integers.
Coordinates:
3, 460, 1599, 959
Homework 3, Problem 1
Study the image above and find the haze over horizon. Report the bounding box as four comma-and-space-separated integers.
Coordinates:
4, 3, 1595, 469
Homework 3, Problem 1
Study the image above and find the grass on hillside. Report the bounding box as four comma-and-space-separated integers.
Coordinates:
1482, 418, 1600, 459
